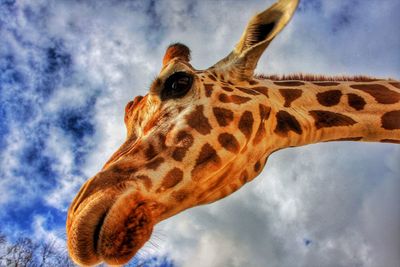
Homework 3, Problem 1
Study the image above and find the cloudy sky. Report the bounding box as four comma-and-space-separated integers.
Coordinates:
1, 0, 399, 266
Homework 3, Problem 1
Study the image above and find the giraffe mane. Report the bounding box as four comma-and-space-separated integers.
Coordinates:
255, 73, 393, 82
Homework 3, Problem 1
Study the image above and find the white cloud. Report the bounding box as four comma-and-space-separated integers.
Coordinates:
32, 215, 68, 254
0, 123, 34, 208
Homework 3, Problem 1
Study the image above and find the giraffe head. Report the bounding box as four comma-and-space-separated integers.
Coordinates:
67, 0, 299, 265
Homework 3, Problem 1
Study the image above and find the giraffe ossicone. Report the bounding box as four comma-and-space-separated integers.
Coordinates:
66, 0, 400, 265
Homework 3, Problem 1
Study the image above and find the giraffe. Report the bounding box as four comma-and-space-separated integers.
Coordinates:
66, 0, 400, 265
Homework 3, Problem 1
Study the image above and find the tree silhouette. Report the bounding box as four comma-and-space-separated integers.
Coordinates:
0, 231, 173, 267
0, 231, 75, 267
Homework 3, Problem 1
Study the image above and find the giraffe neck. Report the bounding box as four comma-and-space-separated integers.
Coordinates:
265, 79, 400, 150
194, 78, 400, 206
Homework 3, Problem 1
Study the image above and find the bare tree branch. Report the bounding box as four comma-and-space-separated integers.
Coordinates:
0, 233, 77, 267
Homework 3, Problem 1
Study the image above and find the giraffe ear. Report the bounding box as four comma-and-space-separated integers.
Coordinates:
162, 43, 191, 67
211, 0, 299, 79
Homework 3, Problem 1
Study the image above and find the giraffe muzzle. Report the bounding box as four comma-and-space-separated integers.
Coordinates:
96, 191, 154, 265
67, 183, 155, 266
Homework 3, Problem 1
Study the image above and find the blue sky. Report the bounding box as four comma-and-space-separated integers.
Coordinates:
0, 0, 399, 266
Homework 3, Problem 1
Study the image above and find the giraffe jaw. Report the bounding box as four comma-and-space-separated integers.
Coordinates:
67, 190, 156, 266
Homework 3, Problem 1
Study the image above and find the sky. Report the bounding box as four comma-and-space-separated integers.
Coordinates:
0, 0, 399, 266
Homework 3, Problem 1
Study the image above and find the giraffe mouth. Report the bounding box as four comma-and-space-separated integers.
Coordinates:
67, 191, 155, 266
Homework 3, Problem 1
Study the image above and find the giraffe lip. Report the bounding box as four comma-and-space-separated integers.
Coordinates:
67, 193, 115, 266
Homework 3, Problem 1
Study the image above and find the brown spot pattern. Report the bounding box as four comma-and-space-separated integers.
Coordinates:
350, 84, 400, 104
309, 110, 357, 129
111, 165, 137, 176
171, 189, 189, 202
136, 175, 152, 191
249, 80, 259, 85
274, 111, 303, 135
218, 93, 229, 103
389, 82, 400, 89
208, 74, 217, 81
204, 84, 213, 97
253, 104, 271, 145
192, 143, 221, 178
195, 144, 219, 166
218, 133, 240, 153
279, 89, 303, 107
145, 144, 157, 160
213, 107, 234, 127
221, 86, 234, 92
172, 131, 194, 161
251, 86, 269, 97
158, 168, 183, 192
312, 82, 340, 86
145, 157, 164, 170
219, 93, 251, 104
186, 105, 212, 135
381, 111, 400, 130
238, 111, 254, 139
176, 130, 194, 146
347, 93, 366, 111
172, 148, 186, 162
236, 87, 261, 95
317, 90, 342, 107
259, 104, 272, 120
254, 161, 261, 172
158, 133, 167, 149
274, 81, 305, 87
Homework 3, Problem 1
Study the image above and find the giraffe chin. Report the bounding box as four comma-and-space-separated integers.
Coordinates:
96, 192, 154, 266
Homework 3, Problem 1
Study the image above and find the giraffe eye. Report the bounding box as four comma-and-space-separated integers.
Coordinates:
161, 72, 193, 100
